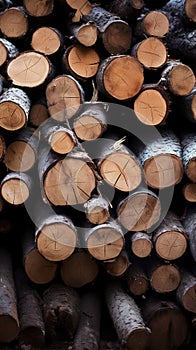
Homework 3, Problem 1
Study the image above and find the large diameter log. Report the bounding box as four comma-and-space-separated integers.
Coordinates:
43, 284, 80, 340
85, 220, 124, 261
117, 187, 161, 232
83, 6, 132, 55
7, 51, 54, 88
70, 22, 98, 47
126, 264, 149, 296
29, 97, 49, 127
131, 232, 152, 258
183, 183, 196, 202
1, 172, 31, 205
138, 130, 183, 189
105, 281, 150, 350
46, 74, 84, 121
97, 55, 144, 100
143, 297, 190, 350
0, 87, 30, 131
153, 211, 187, 260
60, 250, 99, 288
176, 269, 196, 313
103, 250, 130, 277
23, 0, 54, 17
31, 27, 63, 55
183, 205, 196, 262
0, 6, 28, 39
178, 86, 196, 123
15, 268, 45, 348
135, 11, 169, 38
72, 291, 101, 350
0, 248, 19, 343
0, 38, 18, 67
181, 133, 196, 183
85, 195, 110, 225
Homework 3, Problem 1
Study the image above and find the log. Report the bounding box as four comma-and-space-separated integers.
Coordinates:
176, 269, 196, 313
126, 263, 149, 296
60, 250, 99, 288
117, 187, 161, 232
0, 6, 28, 39
181, 133, 196, 183
153, 211, 187, 261
0, 248, 19, 343
103, 250, 130, 277
73, 102, 107, 141
31, 27, 63, 55
105, 281, 150, 350
85, 195, 110, 225
0, 87, 30, 131
134, 84, 171, 125
0, 216, 12, 235
0, 38, 18, 67
137, 130, 183, 189
83, 6, 132, 55
143, 297, 190, 350
96, 55, 144, 100
135, 10, 169, 37
183, 205, 196, 262
85, 220, 124, 261
178, 85, 196, 123
0, 0, 13, 9
46, 74, 84, 121
131, 37, 167, 70
29, 97, 49, 127
23, 0, 54, 17
131, 232, 153, 258
72, 291, 101, 350
43, 284, 80, 341
70, 22, 98, 47
1, 172, 31, 205
15, 268, 45, 348
0, 134, 5, 163
107, 0, 144, 23
183, 183, 196, 202
163, 0, 196, 23
7, 51, 54, 88
65, 0, 92, 22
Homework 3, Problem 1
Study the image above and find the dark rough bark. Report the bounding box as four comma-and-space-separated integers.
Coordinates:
181, 133, 196, 183
103, 250, 130, 277
107, 0, 144, 23
177, 269, 196, 313
163, 0, 196, 23
178, 86, 196, 123
183, 205, 196, 262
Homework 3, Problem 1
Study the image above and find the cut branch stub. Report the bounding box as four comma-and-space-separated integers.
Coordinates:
46, 75, 84, 121
181, 133, 196, 183
31, 27, 63, 55
97, 55, 144, 100
0, 38, 19, 67
1, 172, 31, 205
0, 6, 28, 39
132, 37, 167, 69
23, 0, 54, 17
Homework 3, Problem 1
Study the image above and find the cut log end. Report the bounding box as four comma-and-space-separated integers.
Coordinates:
19, 326, 45, 348
4, 141, 35, 172
77, 24, 97, 46
131, 234, 152, 258
136, 37, 167, 69
0, 315, 19, 343
151, 265, 181, 293
0, 41, 8, 66
185, 0, 196, 22
29, 103, 49, 127
103, 252, 129, 276
87, 206, 110, 225
126, 328, 150, 350
183, 183, 196, 202
102, 22, 132, 55
31, 27, 61, 55
66, 46, 100, 79
74, 115, 105, 141
168, 64, 195, 96
23, 0, 54, 17
191, 93, 196, 121
155, 231, 187, 260
1, 177, 29, 205
50, 131, 75, 154
0, 102, 27, 131
182, 286, 196, 313
186, 159, 196, 182
143, 11, 169, 37
0, 7, 28, 39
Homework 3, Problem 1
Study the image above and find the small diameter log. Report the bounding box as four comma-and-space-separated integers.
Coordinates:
105, 281, 150, 350
29, 98, 49, 127
108, 0, 144, 22
23, 0, 54, 17
131, 37, 167, 70
176, 269, 196, 313
0, 87, 30, 131
83, 6, 132, 55
178, 86, 196, 123
0, 6, 28, 39
15, 268, 45, 348
31, 27, 63, 55
85, 220, 124, 261
134, 84, 171, 125
138, 130, 183, 189
183, 206, 196, 262
181, 133, 196, 183
131, 232, 152, 258
183, 183, 196, 202
65, 0, 92, 22
153, 211, 187, 261
1, 172, 31, 205
97, 55, 144, 100
161, 61, 195, 96
103, 250, 130, 277
143, 297, 190, 350
43, 284, 80, 341
0, 248, 19, 343
72, 291, 101, 350
85, 195, 110, 225
97, 140, 142, 192
7, 51, 54, 88
62, 45, 100, 80
163, 0, 196, 23
22, 226, 57, 284
73, 102, 107, 141
70, 22, 98, 47
117, 188, 161, 232
4, 127, 37, 172
0, 38, 18, 67
0, 134, 5, 162
61, 250, 99, 288
126, 264, 149, 296
135, 11, 169, 38
46, 74, 84, 121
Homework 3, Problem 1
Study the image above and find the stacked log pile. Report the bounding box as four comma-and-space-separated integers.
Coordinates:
0, 0, 195, 349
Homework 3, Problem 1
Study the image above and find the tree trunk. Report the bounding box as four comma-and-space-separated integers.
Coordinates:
153, 211, 187, 260
0, 38, 18, 67
31, 27, 63, 55
183, 205, 196, 262
105, 280, 150, 350
183, 183, 196, 202
135, 10, 169, 37
85, 195, 110, 225
131, 232, 152, 258
177, 269, 196, 313
23, 0, 54, 17
70, 22, 98, 47
1, 172, 31, 205
181, 133, 196, 183
103, 250, 130, 277
72, 291, 101, 350
126, 263, 149, 296
0, 6, 28, 39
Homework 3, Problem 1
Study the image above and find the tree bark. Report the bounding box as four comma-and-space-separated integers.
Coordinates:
183, 205, 196, 262
0, 38, 18, 67
177, 86, 196, 123
131, 232, 152, 258
176, 269, 196, 313
181, 133, 196, 183
29, 97, 49, 127
107, 0, 144, 23
1, 172, 31, 205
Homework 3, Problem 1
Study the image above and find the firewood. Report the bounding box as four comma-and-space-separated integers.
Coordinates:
46, 74, 84, 121
96, 55, 144, 100
103, 250, 130, 277
83, 6, 132, 54
0, 87, 30, 131
0, 0, 14, 9
43, 283, 80, 341
135, 10, 169, 37
181, 133, 196, 183
117, 187, 161, 232
153, 211, 187, 261
0, 38, 18, 67
176, 269, 196, 313
60, 250, 99, 288
29, 97, 49, 127
0, 248, 19, 343
70, 22, 98, 47
183, 205, 196, 262
163, 0, 196, 23
107, 0, 144, 22
178, 85, 196, 123
31, 27, 63, 55
85, 195, 110, 225
15, 268, 45, 348
131, 232, 153, 258
72, 291, 101, 350
64, 0, 92, 22
126, 263, 149, 296
0, 6, 28, 39
0, 134, 5, 163
105, 280, 151, 350
1, 172, 31, 205
23, 0, 54, 17
183, 183, 196, 202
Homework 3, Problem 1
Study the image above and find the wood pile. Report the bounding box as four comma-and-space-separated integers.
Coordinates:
0, 0, 195, 349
